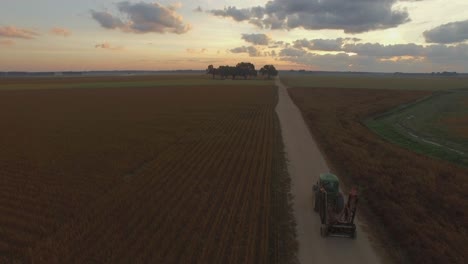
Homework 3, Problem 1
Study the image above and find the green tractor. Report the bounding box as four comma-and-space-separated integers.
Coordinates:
313, 173, 358, 238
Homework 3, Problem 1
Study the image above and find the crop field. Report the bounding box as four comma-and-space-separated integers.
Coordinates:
442, 96, 468, 137
0, 74, 271, 91
288, 87, 468, 264
280, 72, 468, 91
0, 76, 292, 263
367, 90, 468, 167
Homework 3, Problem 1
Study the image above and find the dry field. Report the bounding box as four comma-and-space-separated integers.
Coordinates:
441, 97, 468, 139
443, 116, 468, 138
280, 73, 468, 91
0, 76, 292, 263
288, 87, 468, 264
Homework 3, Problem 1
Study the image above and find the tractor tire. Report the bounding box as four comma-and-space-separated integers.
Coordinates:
314, 193, 319, 212
320, 225, 328, 237
336, 192, 344, 213
351, 229, 357, 240
320, 207, 326, 224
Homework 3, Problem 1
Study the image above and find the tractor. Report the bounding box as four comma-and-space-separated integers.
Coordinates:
313, 173, 358, 238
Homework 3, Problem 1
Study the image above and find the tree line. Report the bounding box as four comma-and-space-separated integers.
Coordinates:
206, 63, 278, 80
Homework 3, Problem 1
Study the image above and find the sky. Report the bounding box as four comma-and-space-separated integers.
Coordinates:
0, 0, 467, 72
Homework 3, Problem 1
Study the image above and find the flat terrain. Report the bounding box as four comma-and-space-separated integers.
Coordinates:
0, 74, 270, 91
280, 73, 468, 91
288, 86, 468, 263
0, 76, 288, 263
276, 79, 382, 264
367, 90, 468, 167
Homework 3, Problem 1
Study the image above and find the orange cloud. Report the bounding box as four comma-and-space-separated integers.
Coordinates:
95, 42, 124, 51
51, 27, 71, 37
0, 26, 39, 39
0, 39, 15, 47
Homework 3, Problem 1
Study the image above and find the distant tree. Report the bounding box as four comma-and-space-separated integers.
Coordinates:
228, 66, 238, 80
236, 62, 257, 79
206, 65, 218, 79
218, 66, 230, 79
207, 62, 261, 81
260, 65, 278, 79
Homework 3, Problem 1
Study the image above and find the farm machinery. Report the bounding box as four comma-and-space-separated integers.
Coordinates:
313, 173, 358, 238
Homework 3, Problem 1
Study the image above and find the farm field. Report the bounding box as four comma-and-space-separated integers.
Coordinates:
0, 74, 272, 91
0, 75, 292, 263
288, 87, 468, 264
280, 72, 468, 91
367, 90, 468, 167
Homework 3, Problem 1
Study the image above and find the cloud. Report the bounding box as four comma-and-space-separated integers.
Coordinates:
91, 1, 191, 34
278, 42, 468, 72
90, 10, 125, 29
95, 42, 124, 51
0, 26, 39, 39
210, 6, 263, 22
0, 39, 15, 47
289, 38, 427, 57
241, 33, 271, 45
342, 43, 426, 57
50, 27, 71, 37
423, 20, 468, 44
279, 47, 308, 57
230, 46, 262, 57
209, 0, 410, 33
186, 48, 207, 54
269, 40, 288, 48
423, 43, 468, 64
293, 38, 356, 51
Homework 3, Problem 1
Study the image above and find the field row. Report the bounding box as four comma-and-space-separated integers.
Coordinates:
31, 104, 275, 263
0, 83, 282, 263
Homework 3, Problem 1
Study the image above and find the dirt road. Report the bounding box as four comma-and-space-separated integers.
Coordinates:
275, 78, 384, 264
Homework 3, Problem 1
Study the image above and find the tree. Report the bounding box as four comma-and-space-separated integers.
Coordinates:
206, 65, 218, 79
207, 62, 260, 80
218, 65, 230, 79
228, 66, 238, 80
259, 65, 278, 79
236, 62, 257, 79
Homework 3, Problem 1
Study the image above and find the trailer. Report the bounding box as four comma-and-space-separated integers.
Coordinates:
313, 173, 358, 238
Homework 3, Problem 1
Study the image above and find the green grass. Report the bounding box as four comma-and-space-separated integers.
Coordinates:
366, 90, 468, 167
280, 73, 468, 91
0, 74, 274, 91
280, 72, 468, 166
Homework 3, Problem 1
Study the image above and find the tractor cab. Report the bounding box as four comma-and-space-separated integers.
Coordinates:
319, 173, 339, 194
313, 173, 339, 201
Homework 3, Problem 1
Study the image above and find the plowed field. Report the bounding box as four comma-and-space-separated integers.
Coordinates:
0, 79, 287, 263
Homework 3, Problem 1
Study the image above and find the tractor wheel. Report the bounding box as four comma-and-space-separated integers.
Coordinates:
313, 193, 319, 212
336, 192, 344, 213
320, 225, 328, 237
320, 208, 326, 224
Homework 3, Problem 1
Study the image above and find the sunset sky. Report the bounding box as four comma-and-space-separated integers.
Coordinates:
1, 0, 467, 72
